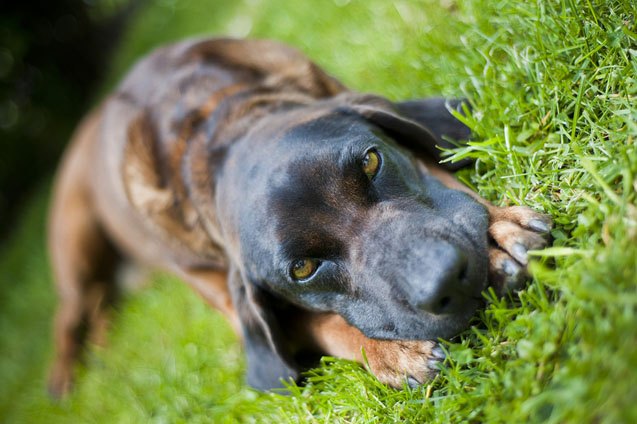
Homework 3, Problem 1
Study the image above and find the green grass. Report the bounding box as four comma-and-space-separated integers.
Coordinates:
1, 0, 636, 422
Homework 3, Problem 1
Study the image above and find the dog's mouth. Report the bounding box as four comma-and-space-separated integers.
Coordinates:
338, 229, 491, 342
345, 285, 487, 342
355, 309, 481, 342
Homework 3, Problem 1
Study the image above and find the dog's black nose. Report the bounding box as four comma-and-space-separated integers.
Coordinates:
408, 243, 469, 315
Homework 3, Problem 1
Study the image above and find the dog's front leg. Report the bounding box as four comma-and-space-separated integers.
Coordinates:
300, 313, 444, 389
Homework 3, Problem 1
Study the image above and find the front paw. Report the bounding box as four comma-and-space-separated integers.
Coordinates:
362, 339, 444, 389
48, 359, 75, 400
487, 206, 552, 294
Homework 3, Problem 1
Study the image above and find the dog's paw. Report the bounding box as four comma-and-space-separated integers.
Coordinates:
487, 206, 552, 294
363, 339, 443, 389
47, 360, 74, 400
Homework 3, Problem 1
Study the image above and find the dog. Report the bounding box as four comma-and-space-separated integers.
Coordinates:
47, 38, 552, 398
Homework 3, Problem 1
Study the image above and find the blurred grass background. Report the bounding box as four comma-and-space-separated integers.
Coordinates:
1, 0, 636, 422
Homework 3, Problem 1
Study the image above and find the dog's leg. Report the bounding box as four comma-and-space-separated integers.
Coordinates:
48, 111, 120, 399
424, 161, 553, 294
48, 196, 120, 399
298, 312, 443, 389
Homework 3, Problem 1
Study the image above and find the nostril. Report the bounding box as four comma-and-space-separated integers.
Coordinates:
439, 296, 451, 309
421, 295, 454, 315
438, 296, 452, 311
457, 255, 469, 282
458, 265, 467, 282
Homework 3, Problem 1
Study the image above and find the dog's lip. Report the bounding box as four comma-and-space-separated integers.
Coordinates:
366, 295, 484, 340
358, 306, 478, 340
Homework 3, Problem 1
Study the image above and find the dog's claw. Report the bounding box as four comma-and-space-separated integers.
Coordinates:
528, 218, 551, 234
511, 243, 529, 265
407, 376, 421, 389
431, 345, 446, 360
502, 258, 519, 276
363, 339, 440, 389
427, 359, 442, 372
427, 345, 445, 374
505, 271, 527, 293
487, 206, 553, 294
501, 258, 526, 292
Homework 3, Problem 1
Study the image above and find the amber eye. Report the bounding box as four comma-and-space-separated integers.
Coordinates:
362, 149, 381, 179
290, 258, 319, 281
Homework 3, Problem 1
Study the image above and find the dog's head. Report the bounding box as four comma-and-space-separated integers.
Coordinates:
215, 94, 489, 389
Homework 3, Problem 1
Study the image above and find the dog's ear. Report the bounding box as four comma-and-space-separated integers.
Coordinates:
394, 98, 472, 147
344, 95, 472, 170
227, 266, 299, 390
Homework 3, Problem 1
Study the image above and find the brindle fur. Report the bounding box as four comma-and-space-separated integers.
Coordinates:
48, 38, 551, 398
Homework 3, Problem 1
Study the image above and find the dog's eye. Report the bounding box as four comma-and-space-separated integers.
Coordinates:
290, 258, 319, 281
362, 149, 381, 179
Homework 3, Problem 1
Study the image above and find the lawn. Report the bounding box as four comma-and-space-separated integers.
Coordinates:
1, 0, 636, 422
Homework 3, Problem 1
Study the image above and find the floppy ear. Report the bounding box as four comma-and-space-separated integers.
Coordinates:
394, 98, 472, 147
345, 95, 473, 170
227, 266, 299, 390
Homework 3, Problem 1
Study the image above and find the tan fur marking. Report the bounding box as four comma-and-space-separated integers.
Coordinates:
122, 112, 225, 263
301, 313, 438, 388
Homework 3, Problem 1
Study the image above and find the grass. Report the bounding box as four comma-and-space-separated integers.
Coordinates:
1, 0, 636, 422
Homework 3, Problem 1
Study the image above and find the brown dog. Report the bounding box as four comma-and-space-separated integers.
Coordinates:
47, 38, 551, 398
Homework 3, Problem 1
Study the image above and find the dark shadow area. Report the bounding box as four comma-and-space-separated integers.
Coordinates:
0, 0, 139, 241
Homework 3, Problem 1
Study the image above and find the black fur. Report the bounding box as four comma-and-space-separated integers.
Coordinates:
218, 97, 488, 389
